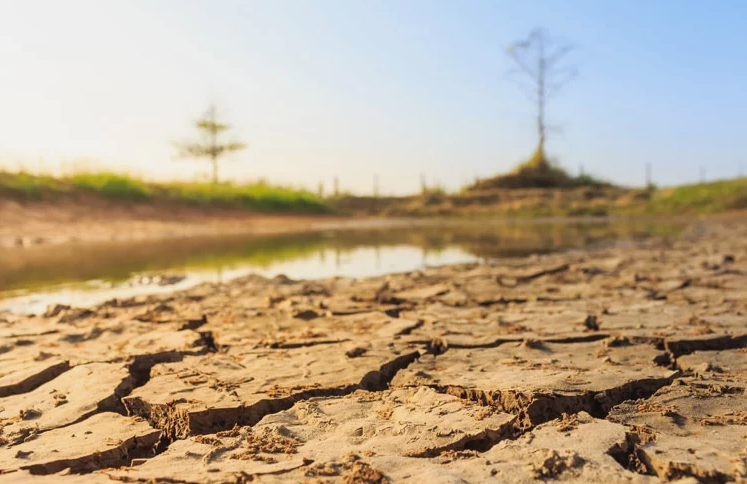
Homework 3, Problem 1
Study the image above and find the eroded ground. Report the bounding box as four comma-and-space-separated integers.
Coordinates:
0, 218, 745, 483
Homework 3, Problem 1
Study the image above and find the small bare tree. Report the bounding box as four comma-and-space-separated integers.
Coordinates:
177, 105, 246, 184
507, 29, 576, 157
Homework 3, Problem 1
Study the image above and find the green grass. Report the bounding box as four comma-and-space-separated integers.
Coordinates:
162, 181, 326, 212
70, 172, 152, 200
0, 170, 328, 213
0, 172, 63, 198
635, 178, 747, 214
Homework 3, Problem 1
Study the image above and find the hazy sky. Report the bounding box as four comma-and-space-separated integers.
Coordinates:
1, 0, 745, 194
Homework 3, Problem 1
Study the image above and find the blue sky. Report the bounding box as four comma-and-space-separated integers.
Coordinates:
0, 0, 745, 194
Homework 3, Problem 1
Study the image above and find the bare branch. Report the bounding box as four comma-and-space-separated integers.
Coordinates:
546, 44, 574, 68
196, 120, 230, 132
527, 28, 546, 44
224, 142, 247, 152
545, 67, 578, 101
507, 47, 538, 80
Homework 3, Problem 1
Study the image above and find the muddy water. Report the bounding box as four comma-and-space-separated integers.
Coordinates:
0, 218, 683, 313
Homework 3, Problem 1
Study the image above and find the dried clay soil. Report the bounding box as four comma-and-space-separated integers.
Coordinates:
1, 217, 746, 483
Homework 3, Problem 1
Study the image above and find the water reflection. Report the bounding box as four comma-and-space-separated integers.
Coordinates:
0, 218, 684, 313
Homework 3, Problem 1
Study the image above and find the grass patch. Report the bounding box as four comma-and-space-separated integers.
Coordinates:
70, 172, 152, 200
162, 182, 327, 212
0, 172, 64, 199
634, 178, 747, 214
0, 171, 328, 214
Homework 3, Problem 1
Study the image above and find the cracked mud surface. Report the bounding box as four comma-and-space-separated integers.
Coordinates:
0, 217, 745, 482
391, 340, 677, 428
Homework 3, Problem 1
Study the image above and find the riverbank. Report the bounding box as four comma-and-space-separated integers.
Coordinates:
0, 171, 333, 248
0, 215, 744, 482
2, 171, 745, 248
335, 177, 747, 217
0, 196, 664, 250
0, 197, 343, 249
0, 171, 326, 213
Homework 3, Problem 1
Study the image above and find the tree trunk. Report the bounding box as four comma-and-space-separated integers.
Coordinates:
211, 156, 219, 185
537, 41, 546, 157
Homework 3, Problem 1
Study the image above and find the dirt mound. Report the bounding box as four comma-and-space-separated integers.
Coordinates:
469, 147, 607, 191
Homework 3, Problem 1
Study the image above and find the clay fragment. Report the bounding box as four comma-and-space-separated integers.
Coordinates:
0, 363, 133, 439
0, 412, 159, 475
608, 379, 747, 482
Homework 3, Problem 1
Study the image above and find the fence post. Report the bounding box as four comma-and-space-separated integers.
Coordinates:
645, 162, 652, 188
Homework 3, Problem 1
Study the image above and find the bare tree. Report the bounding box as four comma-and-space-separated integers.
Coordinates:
507, 29, 576, 156
177, 105, 246, 184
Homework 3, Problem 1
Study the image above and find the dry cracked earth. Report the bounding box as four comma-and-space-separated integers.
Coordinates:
1, 218, 746, 483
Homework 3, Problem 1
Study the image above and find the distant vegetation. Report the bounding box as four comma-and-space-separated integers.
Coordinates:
175, 105, 247, 185
1, 170, 745, 218
633, 178, 747, 214
478, 29, 590, 191
0, 171, 328, 213
461, 29, 600, 192
467, 147, 609, 191
333, 176, 747, 218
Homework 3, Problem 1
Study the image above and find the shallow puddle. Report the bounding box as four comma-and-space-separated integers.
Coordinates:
0, 218, 684, 314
